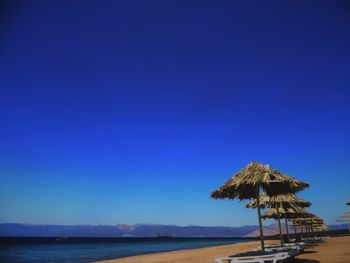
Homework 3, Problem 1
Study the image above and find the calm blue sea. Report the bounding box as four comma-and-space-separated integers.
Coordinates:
0, 237, 253, 263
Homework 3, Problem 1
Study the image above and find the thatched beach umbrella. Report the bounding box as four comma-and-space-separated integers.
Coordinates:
313, 224, 328, 232
246, 193, 311, 244
263, 206, 315, 236
211, 162, 309, 251
262, 206, 314, 221
298, 214, 323, 224
347, 199, 350, 206
295, 214, 324, 233
246, 193, 311, 209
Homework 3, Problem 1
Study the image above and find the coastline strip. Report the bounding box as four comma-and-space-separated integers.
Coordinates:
94, 239, 274, 263
95, 236, 350, 263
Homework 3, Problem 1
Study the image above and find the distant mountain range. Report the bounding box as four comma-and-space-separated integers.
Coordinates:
0, 223, 347, 237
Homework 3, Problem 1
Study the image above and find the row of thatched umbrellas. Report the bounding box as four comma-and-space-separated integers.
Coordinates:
247, 194, 311, 237
211, 162, 325, 252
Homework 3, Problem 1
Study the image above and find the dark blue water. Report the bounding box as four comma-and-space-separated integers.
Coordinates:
0, 237, 254, 263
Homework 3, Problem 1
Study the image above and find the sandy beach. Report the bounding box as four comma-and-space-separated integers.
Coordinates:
95, 236, 350, 263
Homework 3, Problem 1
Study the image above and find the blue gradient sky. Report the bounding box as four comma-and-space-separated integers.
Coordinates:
1, 1, 350, 226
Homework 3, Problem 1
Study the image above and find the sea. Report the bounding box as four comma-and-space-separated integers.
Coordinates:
0, 237, 254, 263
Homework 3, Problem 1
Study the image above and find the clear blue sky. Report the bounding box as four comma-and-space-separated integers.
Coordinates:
1, 1, 349, 227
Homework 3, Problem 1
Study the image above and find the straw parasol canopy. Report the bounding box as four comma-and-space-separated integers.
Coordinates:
347, 199, 350, 205
212, 162, 309, 200
211, 161, 309, 252
262, 206, 319, 235
262, 205, 314, 220
313, 224, 328, 232
290, 217, 325, 225
246, 193, 311, 209
294, 212, 323, 223
295, 217, 324, 225
247, 195, 311, 243
294, 213, 324, 233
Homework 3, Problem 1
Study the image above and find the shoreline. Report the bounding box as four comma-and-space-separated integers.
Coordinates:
94, 239, 275, 263
95, 236, 350, 263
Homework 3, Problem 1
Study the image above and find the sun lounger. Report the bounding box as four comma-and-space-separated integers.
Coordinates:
263, 241, 306, 252
216, 251, 290, 263
283, 241, 306, 251
264, 245, 300, 256
302, 237, 323, 244
284, 241, 306, 247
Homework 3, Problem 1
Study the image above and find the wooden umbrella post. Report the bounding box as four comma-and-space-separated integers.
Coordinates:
284, 216, 289, 237
256, 193, 265, 252
276, 203, 284, 246
293, 218, 297, 234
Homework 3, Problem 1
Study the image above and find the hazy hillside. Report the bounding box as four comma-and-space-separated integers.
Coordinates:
0, 223, 257, 237
245, 223, 292, 237
0, 223, 347, 237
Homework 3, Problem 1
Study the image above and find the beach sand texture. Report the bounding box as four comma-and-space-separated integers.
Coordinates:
95, 236, 350, 263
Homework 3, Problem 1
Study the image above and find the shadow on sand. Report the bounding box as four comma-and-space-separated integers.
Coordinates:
298, 250, 317, 255
291, 259, 320, 263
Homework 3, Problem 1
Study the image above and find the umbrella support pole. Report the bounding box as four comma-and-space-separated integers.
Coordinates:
276, 204, 283, 246
293, 218, 297, 235
256, 195, 265, 252
284, 216, 289, 239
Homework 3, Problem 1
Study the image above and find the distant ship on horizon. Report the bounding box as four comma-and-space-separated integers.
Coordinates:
55, 236, 69, 241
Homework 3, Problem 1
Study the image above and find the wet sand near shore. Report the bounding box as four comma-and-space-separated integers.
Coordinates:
95, 236, 350, 263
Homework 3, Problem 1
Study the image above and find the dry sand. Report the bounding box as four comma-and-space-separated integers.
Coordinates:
95, 236, 350, 263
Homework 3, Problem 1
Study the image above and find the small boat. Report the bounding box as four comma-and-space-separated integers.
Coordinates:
56, 236, 69, 241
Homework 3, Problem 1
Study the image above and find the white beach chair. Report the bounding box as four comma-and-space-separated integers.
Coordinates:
216, 251, 290, 263
264, 245, 300, 256
263, 241, 305, 250
263, 241, 305, 252
283, 241, 306, 251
